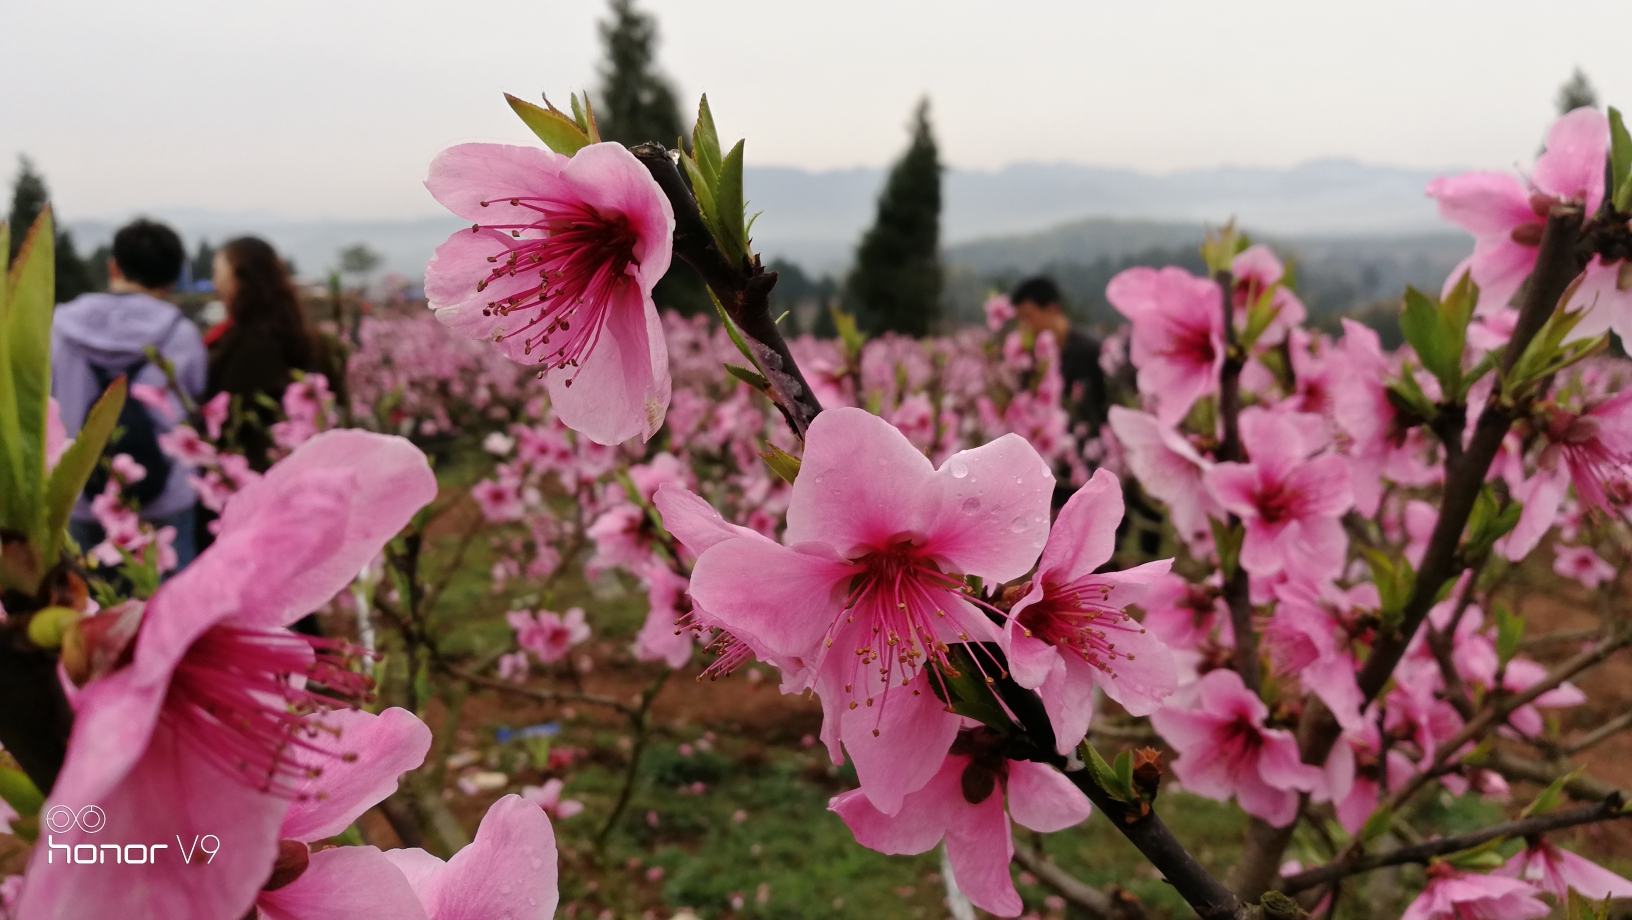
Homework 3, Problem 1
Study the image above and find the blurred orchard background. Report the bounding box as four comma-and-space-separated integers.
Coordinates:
3, 2, 1632, 919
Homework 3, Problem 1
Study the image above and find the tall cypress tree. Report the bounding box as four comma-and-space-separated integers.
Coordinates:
594, 0, 709, 315
1556, 68, 1598, 114
595, 0, 684, 148
8, 156, 93, 302
846, 99, 942, 337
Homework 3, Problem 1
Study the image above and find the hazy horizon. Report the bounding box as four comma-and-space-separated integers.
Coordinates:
3, 1, 1630, 224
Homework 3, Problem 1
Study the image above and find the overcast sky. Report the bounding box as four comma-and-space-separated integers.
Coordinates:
3, 1, 1630, 222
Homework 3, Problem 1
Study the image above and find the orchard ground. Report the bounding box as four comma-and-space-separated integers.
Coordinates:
33, 434, 1603, 920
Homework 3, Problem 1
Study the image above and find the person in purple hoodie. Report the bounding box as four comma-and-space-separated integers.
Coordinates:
51, 218, 206, 569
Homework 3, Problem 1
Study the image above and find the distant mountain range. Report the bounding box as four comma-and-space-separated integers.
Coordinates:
64, 158, 1467, 309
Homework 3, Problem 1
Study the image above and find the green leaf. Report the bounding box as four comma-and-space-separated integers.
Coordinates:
505, 93, 590, 156
1362, 546, 1414, 628
759, 443, 802, 485
1359, 805, 1392, 843
691, 95, 723, 188
1609, 107, 1632, 213
0, 208, 55, 547
42, 378, 126, 563
1520, 767, 1582, 819
709, 290, 759, 369
1398, 276, 1474, 399
1200, 223, 1239, 276
1464, 486, 1520, 561
1385, 366, 1438, 424
0, 765, 44, 818
566, 93, 601, 143
1081, 742, 1139, 805
830, 307, 866, 358
713, 139, 748, 265
1210, 517, 1244, 579
1238, 285, 1283, 352
1113, 750, 1134, 793
681, 153, 719, 241
1494, 601, 1524, 665
927, 646, 1014, 731
724, 363, 769, 391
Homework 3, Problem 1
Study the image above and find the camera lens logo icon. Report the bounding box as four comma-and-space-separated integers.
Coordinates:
44, 806, 105, 834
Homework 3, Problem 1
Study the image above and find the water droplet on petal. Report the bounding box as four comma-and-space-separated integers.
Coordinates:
961, 497, 980, 514
949, 458, 969, 478
1010, 516, 1027, 533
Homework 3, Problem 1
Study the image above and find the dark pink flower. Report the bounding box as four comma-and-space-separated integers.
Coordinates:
1107, 406, 1221, 548
1541, 389, 1632, 516
686, 407, 1055, 813
17, 431, 436, 920
831, 744, 1090, 917
1107, 267, 1225, 425
508, 608, 591, 664
1402, 866, 1549, 920
1205, 408, 1352, 580
425, 142, 675, 445
1428, 108, 1608, 315
1496, 838, 1632, 901
1554, 544, 1616, 588
1003, 469, 1176, 753
1150, 668, 1321, 826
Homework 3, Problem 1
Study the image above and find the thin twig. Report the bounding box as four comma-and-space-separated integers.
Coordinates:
596, 669, 671, 852
1282, 797, 1629, 892
1563, 709, 1632, 757
447, 666, 639, 719
1011, 838, 1122, 920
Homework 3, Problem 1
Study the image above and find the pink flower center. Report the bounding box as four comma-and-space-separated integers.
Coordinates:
827, 544, 978, 723
474, 198, 640, 383
1252, 479, 1302, 525
162, 625, 374, 795
1016, 579, 1147, 676
1162, 315, 1217, 369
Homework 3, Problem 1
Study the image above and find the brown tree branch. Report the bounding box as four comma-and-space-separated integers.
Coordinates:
1250, 205, 1589, 892
629, 143, 823, 438
1282, 796, 1629, 892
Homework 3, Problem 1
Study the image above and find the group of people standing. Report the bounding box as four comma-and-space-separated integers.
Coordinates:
50, 218, 328, 572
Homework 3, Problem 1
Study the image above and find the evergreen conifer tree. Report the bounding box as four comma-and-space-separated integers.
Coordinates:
594, 0, 709, 315
1556, 68, 1598, 113
8, 156, 93, 302
596, 0, 684, 148
845, 99, 942, 337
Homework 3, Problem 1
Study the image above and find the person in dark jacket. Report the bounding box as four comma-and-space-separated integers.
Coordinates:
205, 236, 334, 471
1011, 276, 1108, 431
52, 219, 206, 568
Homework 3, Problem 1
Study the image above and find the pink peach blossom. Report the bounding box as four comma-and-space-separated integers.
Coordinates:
1544, 389, 1632, 516
686, 407, 1054, 813
508, 608, 591, 664
1402, 867, 1549, 920
1107, 266, 1226, 425
1149, 668, 1321, 827
1553, 544, 1616, 589
1428, 108, 1608, 315
383, 794, 558, 920
1205, 408, 1352, 580
520, 779, 585, 820
18, 431, 436, 920
1107, 406, 1221, 547
425, 141, 675, 445
1495, 838, 1632, 901
830, 745, 1090, 917
1003, 469, 1176, 753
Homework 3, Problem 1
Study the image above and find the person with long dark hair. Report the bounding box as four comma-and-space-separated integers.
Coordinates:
205, 236, 332, 470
